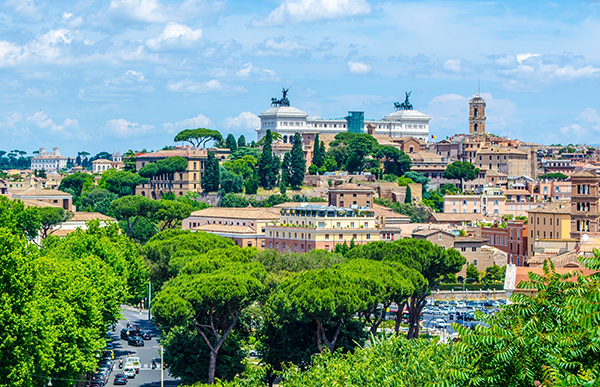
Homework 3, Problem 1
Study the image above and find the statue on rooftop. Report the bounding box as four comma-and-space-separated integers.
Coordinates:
394, 91, 413, 111
271, 87, 291, 107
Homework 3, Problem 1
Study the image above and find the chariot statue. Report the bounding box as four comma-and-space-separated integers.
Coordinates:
271, 87, 291, 107
394, 91, 413, 111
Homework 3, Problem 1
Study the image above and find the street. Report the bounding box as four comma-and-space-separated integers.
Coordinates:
106, 307, 179, 387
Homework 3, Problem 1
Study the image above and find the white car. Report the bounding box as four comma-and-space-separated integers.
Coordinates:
434, 318, 449, 329
456, 302, 466, 308
123, 366, 136, 378
126, 357, 141, 373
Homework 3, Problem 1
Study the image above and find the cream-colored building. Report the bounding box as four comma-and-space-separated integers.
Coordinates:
265, 204, 379, 252
182, 207, 280, 249
30, 147, 68, 173
475, 146, 536, 179
527, 200, 571, 258
443, 187, 506, 217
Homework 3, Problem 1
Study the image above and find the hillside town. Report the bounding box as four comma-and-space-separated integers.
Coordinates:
3, 88, 600, 387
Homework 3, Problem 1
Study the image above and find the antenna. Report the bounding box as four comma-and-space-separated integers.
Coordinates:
477, 78, 480, 96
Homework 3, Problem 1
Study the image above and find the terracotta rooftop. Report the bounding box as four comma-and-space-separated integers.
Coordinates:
412, 228, 454, 237
92, 159, 112, 163
21, 199, 63, 208
427, 213, 489, 222
526, 200, 570, 214
330, 183, 375, 192
371, 204, 410, 219
192, 224, 257, 234
189, 207, 280, 220
69, 212, 116, 222
13, 188, 72, 198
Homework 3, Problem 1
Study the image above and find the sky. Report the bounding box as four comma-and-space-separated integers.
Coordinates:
1, 0, 600, 157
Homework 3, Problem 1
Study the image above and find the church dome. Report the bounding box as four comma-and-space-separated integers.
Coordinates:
260, 106, 308, 118
383, 109, 431, 122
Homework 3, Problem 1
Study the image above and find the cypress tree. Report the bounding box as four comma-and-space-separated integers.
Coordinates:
201, 151, 220, 192
312, 134, 325, 168
237, 135, 246, 148
281, 152, 291, 187
225, 134, 238, 152
405, 185, 412, 204
289, 133, 305, 190
257, 130, 274, 189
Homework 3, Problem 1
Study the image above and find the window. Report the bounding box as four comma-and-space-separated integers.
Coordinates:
282, 243, 285, 249
336, 222, 341, 228
474, 259, 478, 266
461, 246, 467, 252
325, 234, 329, 240
247, 241, 252, 247
353, 234, 357, 239
472, 246, 477, 252
366, 234, 371, 240
350, 222, 355, 228
438, 234, 442, 240
339, 234, 343, 240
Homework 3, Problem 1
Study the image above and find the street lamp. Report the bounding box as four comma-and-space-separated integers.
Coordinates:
462, 278, 478, 301
160, 345, 164, 387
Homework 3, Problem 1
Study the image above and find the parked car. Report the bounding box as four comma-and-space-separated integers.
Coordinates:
433, 318, 449, 329
113, 373, 128, 385
127, 336, 144, 347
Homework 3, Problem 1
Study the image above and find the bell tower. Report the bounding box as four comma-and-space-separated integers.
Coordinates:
469, 85, 486, 135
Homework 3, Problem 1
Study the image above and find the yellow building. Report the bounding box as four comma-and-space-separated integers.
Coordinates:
527, 200, 571, 258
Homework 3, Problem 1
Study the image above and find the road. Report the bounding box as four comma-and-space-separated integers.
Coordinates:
106, 307, 179, 387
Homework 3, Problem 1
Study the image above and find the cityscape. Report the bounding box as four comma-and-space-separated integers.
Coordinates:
1, 0, 600, 387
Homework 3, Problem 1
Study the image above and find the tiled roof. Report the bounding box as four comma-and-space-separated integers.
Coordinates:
13, 188, 72, 198
137, 149, 208, 159
412, 228, 454, 237
189, 207, 280, 220
526, 200, 570, 214
371, 204, 410, 219
21, 199, 63, 208
92, 159, 112, 163
427, 213, 488, 222
192, 224, 257, 234
330, 183, 374, 191
69, 212, 116, 222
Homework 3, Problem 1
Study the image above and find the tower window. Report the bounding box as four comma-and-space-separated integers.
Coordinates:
474, 123, 478, 132
474, 108, 478, 117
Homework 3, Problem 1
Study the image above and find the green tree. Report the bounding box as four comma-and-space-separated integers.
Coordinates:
324, 156, 337, 172
404, 171, 430, 186
157, 156, 188, 191
228, 147, 260, 162
281, 152, 291, 186
110, 195, 161, 240
152, 249, 267, 384
39, 207, 73, 239
373, 146, 412, 176
58, 172, 94, 197
237, 135, 246, 148
279, 179, 287, 195
347, 239, 465, 338
244, 176, 259, 195
220, 168, 244, 194
539, 172, 569, 180
138, 161, 160, 191
154, 199, 193, 231
257, 130, 277, 189
466, 263, 480, 283
223, 155, 257, 180
346, 134, 378, 173
123, 150, 137, 172
267, 266, 371, 353
289, 133, 306, 190
101, 170, 148, 196
443, 161, 480, 191
174, 128, 223, 148
225, 134, 238, 152
0, 195, 41, 240
404, 185, 412, 204
202, 151, 221, 192
312, 134, 326, 168
81, 188, 118, 215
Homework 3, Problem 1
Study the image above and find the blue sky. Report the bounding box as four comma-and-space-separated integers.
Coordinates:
1, 0, 600, 157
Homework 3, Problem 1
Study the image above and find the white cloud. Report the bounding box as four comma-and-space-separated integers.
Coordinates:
166, 79, 247, 93
0, 112, 23, 128
108, 0, 167, 23
0, 28, 75, 67
104, 118, 154, 138
559, 108, 600, 140
27, 111, 79, 133
220, 112, 260, 131
146, 22, 203, 51
443, 59, 461, 73
5, 0, 46, 22
347, 61, 372, 74
251, 0, 371, 27
163, 114, 213, 134
235, 63, 278, 80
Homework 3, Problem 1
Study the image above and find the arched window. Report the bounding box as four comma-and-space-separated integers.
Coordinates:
474, 108, 478, 117
474, 123, 478, 132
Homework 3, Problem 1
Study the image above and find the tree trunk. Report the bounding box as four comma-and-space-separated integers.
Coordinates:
395, 301, 406, 336
208, 350, 217, 384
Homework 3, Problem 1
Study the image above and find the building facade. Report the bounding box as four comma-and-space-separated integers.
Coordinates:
30, 147, 68, 173
135, 148, 208, 198
264, 204, 379, 252
570, 170, 600, 240
443, 187, 506, 216
469, 91, 486, 135
527, 201, 571, 258
481, 221, 528, 266
328, 183, 374, 208
256, 92, 431, 143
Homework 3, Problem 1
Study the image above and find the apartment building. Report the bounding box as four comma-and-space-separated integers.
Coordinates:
265, 204, 379, 252
135, 148, 208, 198
443, 187, 505, 216
328, 183, 374, 208
12, 188, 74, 211
182, 207, 280, 249
481, 221, 528, 266
527, 200, 571, 258
540, 159, 575, 176
475, 146, 536, 179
